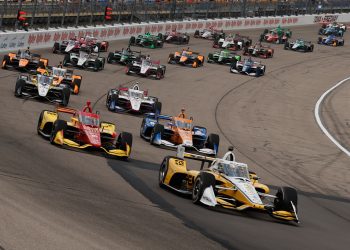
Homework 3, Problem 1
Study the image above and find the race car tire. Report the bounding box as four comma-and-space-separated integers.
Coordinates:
157, 33, 163, 41
207, 53, 213, 63
150, 124, 164, 145
310, 45, 314, 52
96, 42, 101, 52
158, 157, 169, 187
72, 78, 81, 94
153, 101, 162, 115
192, 172, 216, 205
106, 92, 118, 111
2, 55, 10, 69
206, 133, 220, 155
284, 41, 289, 50
194, 30, 200, 38
317, 37, 322, 44
168, 54, 175, 64
52, 42, 59, 54
61, 87, 70, 107
192, 58, 199, 68
185, 36, 190, 44
107, 52, 114, 63
125, 65, 131, 75
116, 132, 133, 154
14, 79, 25, 97
155, 69, 163, 80
50, 120, 67, 145
129, 36, 136, 45
37, 110, 53, 136
63, 54, 70, 66
274, 186, 298, 213
93, 61, 101, 72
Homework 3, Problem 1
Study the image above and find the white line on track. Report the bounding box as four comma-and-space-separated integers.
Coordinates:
315, 76, 350, 157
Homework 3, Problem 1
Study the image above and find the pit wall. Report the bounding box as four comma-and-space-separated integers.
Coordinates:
0, 13, 348, 51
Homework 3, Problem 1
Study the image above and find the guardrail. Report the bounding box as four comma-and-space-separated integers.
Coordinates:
1, 13, 349, 52
1, 0, 350, 31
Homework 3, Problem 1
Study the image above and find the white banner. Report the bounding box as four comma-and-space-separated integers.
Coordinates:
1, 13, 349, 51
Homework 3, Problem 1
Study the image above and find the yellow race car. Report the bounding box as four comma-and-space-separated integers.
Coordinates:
159, 146, 299, 223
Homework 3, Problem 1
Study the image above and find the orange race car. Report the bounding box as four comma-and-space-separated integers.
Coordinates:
168, 49, 204, 68
2, 49, 48, 73
140, 109, 219, 156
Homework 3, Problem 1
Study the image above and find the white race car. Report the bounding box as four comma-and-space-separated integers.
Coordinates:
63, 50, 105, 71
125, 58, 166, 80
194, 27, 225, 40
106, 83, 162, 114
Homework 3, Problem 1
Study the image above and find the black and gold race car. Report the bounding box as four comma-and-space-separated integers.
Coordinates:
159, 146, 299, 223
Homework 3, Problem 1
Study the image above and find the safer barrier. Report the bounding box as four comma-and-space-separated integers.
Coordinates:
0, 13, 349, 51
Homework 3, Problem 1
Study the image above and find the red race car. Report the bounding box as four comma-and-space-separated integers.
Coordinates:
243, 43, 274, 58
37, 101, 132, 159
53, 36, 109, 54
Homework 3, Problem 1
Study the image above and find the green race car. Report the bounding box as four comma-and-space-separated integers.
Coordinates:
129, 33, 164, 49
207, 50, 241, 65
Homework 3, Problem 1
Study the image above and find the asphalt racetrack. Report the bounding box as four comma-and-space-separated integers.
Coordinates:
0, 25, 350, 250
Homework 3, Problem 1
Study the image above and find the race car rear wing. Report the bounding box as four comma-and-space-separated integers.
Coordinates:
144, 112, 172, 121
177, 145, 216, 169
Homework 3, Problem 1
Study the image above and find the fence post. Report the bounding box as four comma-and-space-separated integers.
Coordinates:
61, 0, 68, 27
0, 0, 8, 30
90, 0, 94, 26
31, 0, 38, 28
241, 0, 247, 18
75, 0, 82, 27
118, 0, 123, 23
47, 0, 54, 29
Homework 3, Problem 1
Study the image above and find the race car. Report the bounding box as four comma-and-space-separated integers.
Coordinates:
129, 33, 164, 49
213, 34, 252, 51
284, 39, 314, 52
158, 146, 299, 223
317, 34, 344, 46
15, 74, 70, 106
2, 50, 49, 73
107, 48, 142, 65
140, 111, 220, 156
37, 101, 133, 159
207, 50, 241, 65
52, 36, 108, 54
63, 50, 105, 71
125, 57, 166, 80
163, 30, 190, 44
230, 57, 265, 77
260, 26, 292, 44
318, 22, 346, 37
106, 83, 162, 114
168, 49, 204, 68
243, 43, 274, 58
194, 27, 225, 40
36, 66, 82, 94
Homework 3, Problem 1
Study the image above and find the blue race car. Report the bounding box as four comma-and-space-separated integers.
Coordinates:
319, 23, 346, 37
140, 112, 219, 156
318, 34, 344, 46
230, 57, 265, 77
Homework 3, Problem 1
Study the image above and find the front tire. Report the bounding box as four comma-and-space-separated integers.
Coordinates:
274, 187, 298, 213
159, 157, 169, 187
50, 120, 67, 145
192, 172, 216, 204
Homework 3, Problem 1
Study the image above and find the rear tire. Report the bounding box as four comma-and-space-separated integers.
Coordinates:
15, 79, 25, 97
192, 172, 216, 204
52, 42, 59, 53
129, 36, 136, 45
61, 87, 70, 106
2, 55, 10, 69
206, 133, 220, 155
153, 101, 162, 115
72, 78, 81, 94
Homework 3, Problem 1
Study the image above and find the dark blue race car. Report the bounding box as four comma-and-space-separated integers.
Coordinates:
318, 34, 344, 46
140, 113, 220, 156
